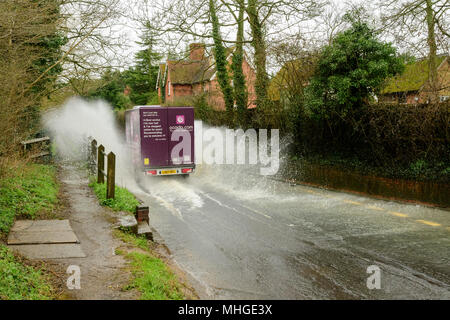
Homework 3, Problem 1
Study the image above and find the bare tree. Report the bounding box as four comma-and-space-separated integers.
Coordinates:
0, 0, 62, 167
56, 0, 127, 87
135, 0, 325, 113
380, 0, 450, 102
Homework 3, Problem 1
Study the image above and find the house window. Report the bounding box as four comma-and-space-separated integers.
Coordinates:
168, 81, 171, 96
398, 93, 406, 104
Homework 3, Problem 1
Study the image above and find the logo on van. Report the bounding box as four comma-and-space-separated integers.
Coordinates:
176, 115, 185, 125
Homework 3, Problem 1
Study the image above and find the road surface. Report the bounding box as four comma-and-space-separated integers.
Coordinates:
132, 164, 450, 299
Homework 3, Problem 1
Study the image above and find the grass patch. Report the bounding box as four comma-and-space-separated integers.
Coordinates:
0, 163, 59, 235
89, 179, 140, 213
125, 251, 185, 300
113, 229, 149, 251
0, 244, 54, 300
113, 229, 186, 300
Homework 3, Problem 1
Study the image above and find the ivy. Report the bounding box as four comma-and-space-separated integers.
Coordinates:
209, 0, 235, 118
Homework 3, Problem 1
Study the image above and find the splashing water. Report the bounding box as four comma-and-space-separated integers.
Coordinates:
43, 97, 136, 188
43, 97, 295, 210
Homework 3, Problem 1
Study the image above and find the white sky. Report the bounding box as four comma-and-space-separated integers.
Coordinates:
73, 0, 448, 77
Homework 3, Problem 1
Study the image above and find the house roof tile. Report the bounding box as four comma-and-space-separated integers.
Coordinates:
381, 55, 447, 94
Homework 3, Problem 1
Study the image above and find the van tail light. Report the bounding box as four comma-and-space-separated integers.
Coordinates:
181, 168, 192, 174
147, 170, 157, 175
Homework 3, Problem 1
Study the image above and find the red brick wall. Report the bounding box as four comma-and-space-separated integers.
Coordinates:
242, 59, 257, 109
190, 43, 205, 61
203, 57, 258, 111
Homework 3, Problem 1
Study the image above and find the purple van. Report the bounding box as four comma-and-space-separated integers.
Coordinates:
125, 106, 195, 176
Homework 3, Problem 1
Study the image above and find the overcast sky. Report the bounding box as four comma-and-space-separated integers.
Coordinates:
76, 0, 447, 77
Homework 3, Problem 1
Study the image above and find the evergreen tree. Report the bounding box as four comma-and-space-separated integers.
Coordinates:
124, 24, 161, 105
305, 18, 404, 119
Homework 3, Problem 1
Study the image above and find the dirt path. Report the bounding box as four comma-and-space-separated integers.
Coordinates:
50, 161, 137, 300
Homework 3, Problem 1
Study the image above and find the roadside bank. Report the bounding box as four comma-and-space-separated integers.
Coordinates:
280, 159, 450, 208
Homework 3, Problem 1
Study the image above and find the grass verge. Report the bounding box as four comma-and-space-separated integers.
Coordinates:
89, 179, 140, 213
0, 163, 59, 235
0, 245, 54, 300
91, 177, 193, 300
113, 229, 188, 300
0, 162, 59, 300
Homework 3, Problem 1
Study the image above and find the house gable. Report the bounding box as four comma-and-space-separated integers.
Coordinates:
157, 43, 257, 110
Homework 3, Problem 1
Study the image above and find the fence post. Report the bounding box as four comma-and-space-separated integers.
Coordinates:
97, 144, 105, 184
91, 139, 97, 162
90, 139, 97, 173
106, 152, 115, 199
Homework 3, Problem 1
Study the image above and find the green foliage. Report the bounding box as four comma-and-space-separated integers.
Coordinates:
0, 164, 58, 234
31, 30, 68, 95
305, 20, 404, 119
124, 251, 185, 300
147, 92, 160, 105
87, 25, 161, 109
20, 0, 67, 135
232, 1, 248, 126
113, 229, 149, 251
381, 55, 446, 94
87, 69, 124, 108
192, 93, 229, 126
115, 92, 133, 110
292, 102, 450, 183
410, 159, 427, 176
0, 245, 53, 300
89, 180, 140, 213
192, 93, 211, 120
247, 0, 270, 109
162, 96, 193, 107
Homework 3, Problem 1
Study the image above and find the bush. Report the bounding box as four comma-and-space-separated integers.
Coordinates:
304, 20, 404, 120
293, 101, 450, 182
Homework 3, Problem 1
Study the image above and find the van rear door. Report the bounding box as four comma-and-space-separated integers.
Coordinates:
140, 107, 169, 168
167, 107, 195, 166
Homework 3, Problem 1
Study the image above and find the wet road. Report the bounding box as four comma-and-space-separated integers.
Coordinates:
132, 164, 450, 300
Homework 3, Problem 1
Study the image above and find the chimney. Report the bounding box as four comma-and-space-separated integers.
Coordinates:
189, 43, 205, 61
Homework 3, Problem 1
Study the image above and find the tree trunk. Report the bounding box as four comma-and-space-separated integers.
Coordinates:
426, 0, 439, 103
209, 0, 234, 120
247, 0, 269, 110
232, 0, 248, 126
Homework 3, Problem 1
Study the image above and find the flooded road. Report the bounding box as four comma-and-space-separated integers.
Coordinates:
134, 163, 450, 300
43, 99, 449, 299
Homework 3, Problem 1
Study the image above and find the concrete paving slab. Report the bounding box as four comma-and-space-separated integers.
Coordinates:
137, 221, 152, 240
8, 244, 86, 259
11, 219, 72, 232
137, 221, 151, 234
7, 230, 79, 245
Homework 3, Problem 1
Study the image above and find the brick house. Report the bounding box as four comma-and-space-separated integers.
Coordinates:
156, 43, 257, 110
379, 55, 450, 104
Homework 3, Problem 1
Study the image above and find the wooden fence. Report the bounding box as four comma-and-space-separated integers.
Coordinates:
90, 139, 116, 199
21, 136, 51, 159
